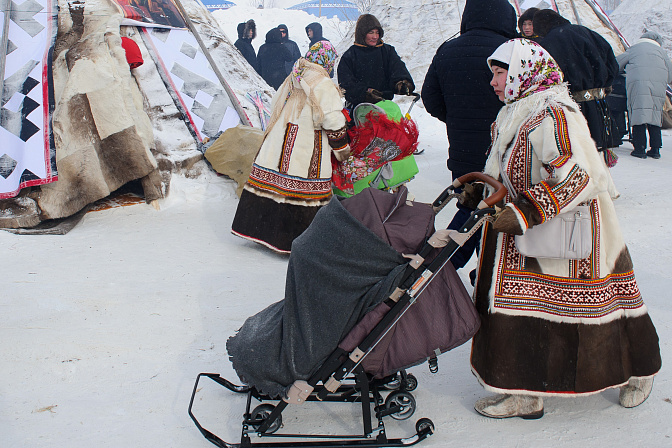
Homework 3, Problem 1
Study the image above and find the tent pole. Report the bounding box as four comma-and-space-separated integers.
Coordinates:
172, 0, 252, 127
568, 0, 583, 26
0, 0, 12, 104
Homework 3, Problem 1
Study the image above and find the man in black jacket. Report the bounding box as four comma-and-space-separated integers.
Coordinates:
337, 14, 414, 109
258, 28, 294, 90
421, 0, 517, 270
305, 22, 333, 77
277, 24, 302, 77
234, 19, 258, 74
535, 9, 620, 152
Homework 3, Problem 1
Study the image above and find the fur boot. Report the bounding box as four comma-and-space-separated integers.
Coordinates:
619, 377, 654, 408
474, 394, 544, 419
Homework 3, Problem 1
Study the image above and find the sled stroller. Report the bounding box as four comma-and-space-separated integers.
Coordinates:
332, 94, 422, 197
189, 173, 506, 448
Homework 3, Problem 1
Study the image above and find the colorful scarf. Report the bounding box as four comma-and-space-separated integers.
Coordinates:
293, 40, 338, 81
488, 38, 564, 104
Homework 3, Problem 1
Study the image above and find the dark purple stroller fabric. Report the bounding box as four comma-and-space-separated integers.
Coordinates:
226, 186, 479, 397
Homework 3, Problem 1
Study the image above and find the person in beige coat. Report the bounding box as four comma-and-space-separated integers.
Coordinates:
232, 41, 349, 253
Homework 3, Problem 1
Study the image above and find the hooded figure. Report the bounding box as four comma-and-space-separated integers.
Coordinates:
617, 30, 672, 159
305, 22, 333, 78
306, 22, 329, 48
469, 37, 661, 419
257, 28, 294, 90
234, 19, 258, 73
421, 0, 517, 270
232, 41, 348, 253
517, 7, 539, 39
277, 24, 302, 76
337, 14, 414, 109
535, 9, 619, 153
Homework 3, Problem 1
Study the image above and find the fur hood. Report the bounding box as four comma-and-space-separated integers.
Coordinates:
237, 19, 256, 40
354, 14, 384, 46
518, 7, 539, 32
533, 9, 570, 38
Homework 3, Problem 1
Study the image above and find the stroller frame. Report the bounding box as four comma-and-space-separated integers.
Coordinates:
189, 173, 507, 448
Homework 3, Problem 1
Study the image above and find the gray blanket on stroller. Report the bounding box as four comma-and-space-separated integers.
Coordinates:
227, 188, 434, 398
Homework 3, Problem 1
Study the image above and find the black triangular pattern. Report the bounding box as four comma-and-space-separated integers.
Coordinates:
0, 154, 18, 179
21, 76, 40, 96
19, 96, 41, 142
20, 168, 40, 183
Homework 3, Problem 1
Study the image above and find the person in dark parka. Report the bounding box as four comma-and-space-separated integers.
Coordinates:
518, 7, 539, 40
337, 14, 415, 109
277, 24, 302, 76
535, 9, 620, 152
305, 22, 334, 77
306, 22, 330, 48
258, 28, 294, 90
234, 19, 258, 73
421, 0, 517, 270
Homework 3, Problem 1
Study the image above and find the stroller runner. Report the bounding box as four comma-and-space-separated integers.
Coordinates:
189, 173, 506, 448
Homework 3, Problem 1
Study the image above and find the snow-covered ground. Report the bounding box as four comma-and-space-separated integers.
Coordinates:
2, 104, 671, 447
3, 2, 672, 447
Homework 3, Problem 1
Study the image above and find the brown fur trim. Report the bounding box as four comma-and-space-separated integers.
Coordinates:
512, 195, 543, 227
613, 246, 635, 274
354, 14, 384, 45
326, 126, 348, 149
492, 207, 524, 235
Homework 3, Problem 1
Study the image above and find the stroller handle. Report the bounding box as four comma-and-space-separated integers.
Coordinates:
453, 172, 507, 208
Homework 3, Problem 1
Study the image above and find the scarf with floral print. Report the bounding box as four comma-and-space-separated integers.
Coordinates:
488, 38, 564, 104
292, 40, 338, 82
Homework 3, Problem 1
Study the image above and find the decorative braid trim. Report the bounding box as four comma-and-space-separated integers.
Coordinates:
326, 126, 349, 149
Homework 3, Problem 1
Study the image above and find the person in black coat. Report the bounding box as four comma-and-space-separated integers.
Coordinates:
277, 24, 302, 76
534, 9, 620, 152
421, 0, 517, 271
305, 22, 333, 78
258, 28, 294, 90
337, 14, 414, 109
518, 7, 540, 40
234, 19, 258, 73
306, 22, 329, 48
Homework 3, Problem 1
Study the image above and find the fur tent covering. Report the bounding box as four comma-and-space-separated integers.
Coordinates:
0, 1, 163, 228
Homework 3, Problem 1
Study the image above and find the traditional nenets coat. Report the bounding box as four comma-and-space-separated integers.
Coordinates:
232, 42, 349, 253
471, 39, 661, 398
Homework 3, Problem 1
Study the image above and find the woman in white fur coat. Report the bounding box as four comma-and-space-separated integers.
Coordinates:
232, 41, 350, 253
469, 39, 661, 419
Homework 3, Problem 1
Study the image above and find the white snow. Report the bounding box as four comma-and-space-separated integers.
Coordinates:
2, 3, 672, 447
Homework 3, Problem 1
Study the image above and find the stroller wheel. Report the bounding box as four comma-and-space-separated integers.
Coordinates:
402, 374, 418, 391
385, 391, 416, 420
415, 418, 435, 434
250, 404, 282, 434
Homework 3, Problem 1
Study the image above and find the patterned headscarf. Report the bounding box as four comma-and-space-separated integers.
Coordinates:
488, 38, 564, 104
304, 40, 338, 75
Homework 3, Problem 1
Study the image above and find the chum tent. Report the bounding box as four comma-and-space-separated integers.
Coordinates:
289, 0, 360, 21
0, 0, 273, 230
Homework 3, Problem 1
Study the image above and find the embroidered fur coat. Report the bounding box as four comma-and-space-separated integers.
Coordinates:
232, 58, 348, 253
471, 85, 661, 396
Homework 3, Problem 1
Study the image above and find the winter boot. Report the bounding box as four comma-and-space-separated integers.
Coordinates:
646, 148, 661, 159
474, 394, 544, 419
619, 377, 654, 408
630, 148, 647, 159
